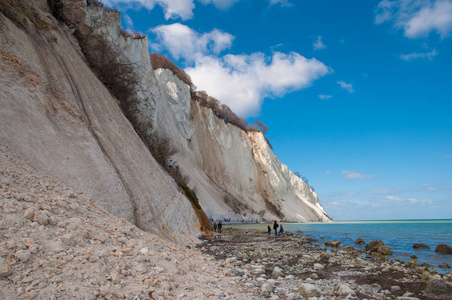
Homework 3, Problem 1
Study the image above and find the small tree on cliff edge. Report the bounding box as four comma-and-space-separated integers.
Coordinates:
254, 120, 268, 134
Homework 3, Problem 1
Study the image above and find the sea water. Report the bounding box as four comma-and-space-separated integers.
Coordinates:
227, 219, 452, 272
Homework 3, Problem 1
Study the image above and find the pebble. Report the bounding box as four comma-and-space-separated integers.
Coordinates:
338, 283, 356, 296
0, 258, 12, 277
313, 263, 325, 270
33, 212, 49, 225
298, 283, 321, 297
261, 283, 273, 292
272, 266, 284, 277
14, 250, 31, 262
391, 285, 401, 292
23, 207, 35, 220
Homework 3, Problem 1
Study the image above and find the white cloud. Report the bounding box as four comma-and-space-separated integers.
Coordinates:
420, 199, 434, 206
337, 80, 354, 93
423, 183, 443, 191
375, 0, 396, 24
375, 0, 452, 39
325, 170, 332, 175
124, 14, 134, 29
199, 0, 290, 10
324, 193, 435, 212
104, 0, 195, 20
401, 49, 437, 60
404, 1, 452, 38
104, 0, 155, 10
150, 23, 234, 61
371, 188, 399, 195
187, 52, 331, 116
105, 0, 293, 19
313, 36, 326, 50
198, 0, 240, 10
269, 0, 293, 6
408, 198, 418, 203
374, 196, 430, 207
385, 195, 402, 201
318, 94, 332, 100
162, 0, 197, 19
341, 170, 375, 179
324, 199, 371, 210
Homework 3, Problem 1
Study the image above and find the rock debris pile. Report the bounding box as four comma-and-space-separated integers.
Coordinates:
0, 146, 248, 300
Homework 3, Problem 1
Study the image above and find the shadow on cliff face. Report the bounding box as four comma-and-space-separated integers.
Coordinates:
264, 197, 284, 220
224, 194, 254, 215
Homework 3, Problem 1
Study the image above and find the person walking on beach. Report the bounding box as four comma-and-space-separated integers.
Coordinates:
273, 220, 279, 236
213, 222, 217, 232
279, 224, 284, 236
267, 225, 271, 235
218, 221, 222, 233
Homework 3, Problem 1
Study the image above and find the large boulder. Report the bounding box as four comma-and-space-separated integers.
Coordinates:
377, 245, 393, 255
355, 237, 365, 244
366, 239, 384, 252
435, 244, 452, 255
343, 246, 357, 252
298, 283, 321, 298
424, 279, 452, 299
413, 243, 430, 249
330, 240, 342, 247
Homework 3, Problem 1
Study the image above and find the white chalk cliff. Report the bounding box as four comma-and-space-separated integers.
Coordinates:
0, 0, 329, 244
153, 69, 330, 222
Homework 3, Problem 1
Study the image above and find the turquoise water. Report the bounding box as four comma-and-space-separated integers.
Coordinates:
227, 220, 452, 272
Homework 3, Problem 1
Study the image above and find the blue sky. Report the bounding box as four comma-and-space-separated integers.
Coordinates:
105, 0, 452, 220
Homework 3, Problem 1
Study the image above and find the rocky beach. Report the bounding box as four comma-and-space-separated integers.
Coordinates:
198, 227, 452, 300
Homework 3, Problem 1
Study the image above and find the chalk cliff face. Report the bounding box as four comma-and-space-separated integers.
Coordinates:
0, 0, 201, 243
152, 70, 330, 222
0, 0, 329, 247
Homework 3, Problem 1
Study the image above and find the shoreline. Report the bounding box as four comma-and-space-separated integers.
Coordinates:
198, 227, 452, 299
224, 222, 452, 273
217, 219, 452, 224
